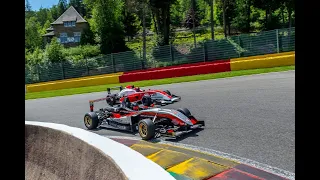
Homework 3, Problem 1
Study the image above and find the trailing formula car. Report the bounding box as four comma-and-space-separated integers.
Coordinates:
85, 96, 205, 140
105, 85, 181, 106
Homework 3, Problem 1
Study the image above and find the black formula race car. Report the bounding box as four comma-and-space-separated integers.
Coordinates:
84, 98, 205, 140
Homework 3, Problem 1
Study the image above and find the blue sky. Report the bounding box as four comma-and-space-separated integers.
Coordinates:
28, 0, 60, 11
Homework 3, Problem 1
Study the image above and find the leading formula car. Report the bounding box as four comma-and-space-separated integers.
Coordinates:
85, 96, 205, 140
105, 85, 181, 106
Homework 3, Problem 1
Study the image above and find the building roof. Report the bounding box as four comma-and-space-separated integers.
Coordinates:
51, 6, 87, 25
46, 27, 54, 31
42, 31, 55, 37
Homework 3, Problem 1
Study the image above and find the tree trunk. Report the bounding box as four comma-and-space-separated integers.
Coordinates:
192, 0, 197, 47
222, 0, 227, 37
265, 8, 268, 30
142, 6, 146, 68
210, 0, 214, 40
228, 22, 231, 36
151, 11, 158, 35
288, 8, 292, 48
281, 6, 285, 27
246, 0, 251, 33
163, 7, 170, 45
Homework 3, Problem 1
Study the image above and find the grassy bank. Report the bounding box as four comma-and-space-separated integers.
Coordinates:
25, 65, 294, 100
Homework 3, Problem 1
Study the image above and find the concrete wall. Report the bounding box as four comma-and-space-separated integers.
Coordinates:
25, 124, 128, 180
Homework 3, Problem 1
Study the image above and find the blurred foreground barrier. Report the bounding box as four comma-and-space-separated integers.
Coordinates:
25, 121, 175, 180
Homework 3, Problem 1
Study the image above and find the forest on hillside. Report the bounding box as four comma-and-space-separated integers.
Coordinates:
25, 0, 295, 83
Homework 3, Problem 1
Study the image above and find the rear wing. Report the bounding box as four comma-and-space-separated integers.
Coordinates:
107, 86, 123, 94
89, 97, 108, 112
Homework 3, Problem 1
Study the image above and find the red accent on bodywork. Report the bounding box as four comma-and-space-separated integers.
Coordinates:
133, 106, 139, 111
112, 113, 121, 118
167, 129, 174, 133
189, 116, 198, 125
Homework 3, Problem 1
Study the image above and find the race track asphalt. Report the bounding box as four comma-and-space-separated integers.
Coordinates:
25, 70, 295, 173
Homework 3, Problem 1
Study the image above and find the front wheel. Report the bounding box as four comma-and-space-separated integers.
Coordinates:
138, 119, 155, 140
84, 112, 99, 130
164, 90, 171, 96
177, 108, 191, 117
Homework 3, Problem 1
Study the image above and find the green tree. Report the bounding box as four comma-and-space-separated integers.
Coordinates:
149, 0, 177, 46
184, 0, 204, 29
25, 17, 43, 51
232, 0, 252, 33
50, 5, 60, 20
37, 7, 54, 26
80, 25, 96, 45
123, 10, 141, 41
216, 0, 236, 37
25, 0, 31, 11
170, 1, 184, 27
203, 0, 215, 39
26, 47, 45, 65
58, 0, 68, 16
45, 38, 65, 63
69, 0, 87, 17
84, 0, 129, 54
252, 0, 279, 30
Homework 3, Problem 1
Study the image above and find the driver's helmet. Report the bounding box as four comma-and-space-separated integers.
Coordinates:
121, 97, 131, 108
126, 85, 134, 89
141, 94, 152, 106
134, 87, 141, 92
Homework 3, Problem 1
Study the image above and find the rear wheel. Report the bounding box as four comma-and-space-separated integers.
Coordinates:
138, 119, 155, 140
177, 108, 191, 117
84, 112, 99, 130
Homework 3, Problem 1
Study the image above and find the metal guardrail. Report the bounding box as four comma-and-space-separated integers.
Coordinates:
25, 27, 295, 84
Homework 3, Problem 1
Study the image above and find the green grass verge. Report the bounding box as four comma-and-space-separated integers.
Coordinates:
25, 65, 295, 100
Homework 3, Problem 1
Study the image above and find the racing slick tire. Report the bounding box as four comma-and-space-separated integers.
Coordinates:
177, 108, 191, 117
164, 90, 172, 96
138, 119, 155, 140
84, 112, 99, 130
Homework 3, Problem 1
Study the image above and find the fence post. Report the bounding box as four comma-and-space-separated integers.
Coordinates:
61, 61, 65, 79
85, 58, 90, 75
170, 43, 174, 62
111, 53, 116, 73
276, 29, 279, 53
203, 42, 207, 62
36, 64, 41, 82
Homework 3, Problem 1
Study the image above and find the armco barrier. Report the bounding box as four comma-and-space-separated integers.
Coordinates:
123, 60, 229, 74
230, 51, 295, 71
25, 121, 175, 180
26, 72, 123, 93
119, 60, 231, 83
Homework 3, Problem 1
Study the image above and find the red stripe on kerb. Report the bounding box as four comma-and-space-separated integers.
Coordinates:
207, 168, 264, 180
